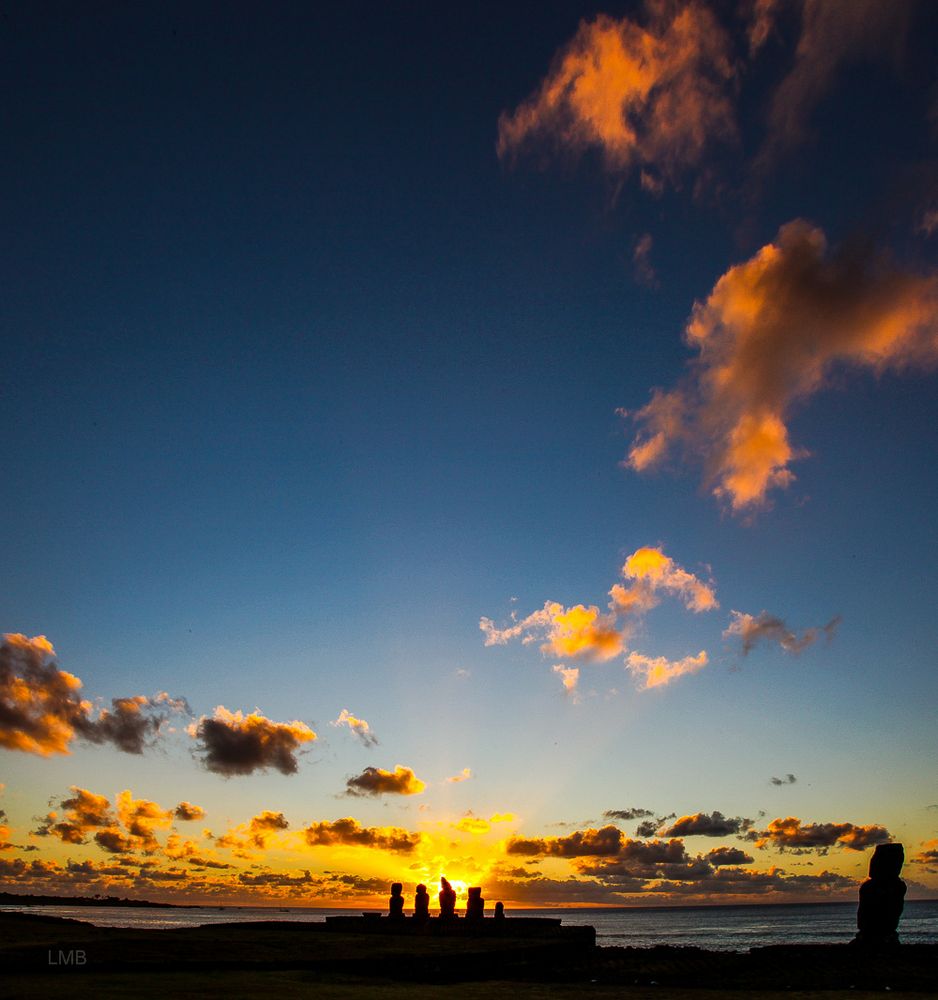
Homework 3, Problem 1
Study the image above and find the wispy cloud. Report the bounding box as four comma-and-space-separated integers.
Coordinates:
770, 774, 797, 787
626, 650, 708, 689
445, 768, 473, 784
725, 611, 839, 655
758, 0, 912, 167
331, 709, 378, 748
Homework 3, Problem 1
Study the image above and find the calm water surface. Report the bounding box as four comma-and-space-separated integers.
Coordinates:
3, 899, 937, 950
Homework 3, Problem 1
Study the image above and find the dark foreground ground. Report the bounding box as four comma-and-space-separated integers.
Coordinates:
2, 910, 935, 999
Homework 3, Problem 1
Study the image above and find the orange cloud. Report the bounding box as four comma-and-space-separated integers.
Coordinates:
115, 791, 173, 852
345, 765, 426, 797
303, 817, 422, 853
497, 2, 736, 189
626, 221, 938, 511
481, 601, 623, 662
626, 650, 708, 689
0, 634, 186, 756
332, 709, 378, 747
191, 706, 317, 776
748, 816, 892, 852
612, 546, 717, 613
446, 768, 472, 784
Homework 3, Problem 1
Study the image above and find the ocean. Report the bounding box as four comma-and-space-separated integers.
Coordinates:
2, 899, 936, 950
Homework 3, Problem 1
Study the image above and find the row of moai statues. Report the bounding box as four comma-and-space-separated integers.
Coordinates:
388, 877, 505, 920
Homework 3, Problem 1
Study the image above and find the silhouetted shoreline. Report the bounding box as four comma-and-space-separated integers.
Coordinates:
2, 908, 936, 997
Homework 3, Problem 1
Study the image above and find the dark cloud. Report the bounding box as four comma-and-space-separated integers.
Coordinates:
344, 765, 426, 797
603, 807, 654, 821
507, 825, 625, 858
303, 817, 422, 854
758, 0, 912, 167
0, 634, 186, 757
659, 811, 753, 837
707, 846, 754, 866
747, 816, 892, 851
726, 611, 840, 655
191, 707, 317, 777
770, 773, 798, 786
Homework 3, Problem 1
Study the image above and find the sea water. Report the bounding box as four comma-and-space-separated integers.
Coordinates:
2, 899, 936, 949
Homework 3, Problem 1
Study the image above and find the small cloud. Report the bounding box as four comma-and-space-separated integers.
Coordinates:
331, 709, 378, 748
659, 811, 752, 837
707, 846, 754, 866
603, 808, 654, 821
481, 601, 624, 662
553, 664, 580, 700
453, 669, 471, 679
725, 611, 839, 655
770, 774, 797, 786
626, 650, 708, 689
345, 765, 426, 797
190, 706, 317, 777
455, 816, 490, 835
632, 233, 657, 287
174, 802, 205, 822
446, 768, 472, 784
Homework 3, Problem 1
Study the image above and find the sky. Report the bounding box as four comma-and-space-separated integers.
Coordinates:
1, 0, 937, 909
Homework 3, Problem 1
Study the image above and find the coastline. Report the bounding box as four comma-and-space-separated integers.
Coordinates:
2, 909, 936, 999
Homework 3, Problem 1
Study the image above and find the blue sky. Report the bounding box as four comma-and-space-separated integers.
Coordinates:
1, 1, 937, 905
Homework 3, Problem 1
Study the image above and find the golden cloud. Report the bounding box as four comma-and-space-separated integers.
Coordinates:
626, 221, 938, 511
626, 650, 708, 689
446, 768, 472, 784
612, 546, 717, 613
191, 706, 317, 776
345, 765, 426, 797
497, 1, 736, 188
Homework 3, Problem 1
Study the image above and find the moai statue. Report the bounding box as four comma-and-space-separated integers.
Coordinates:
439, 876, 457, 919
494, 901, 505, 920
854, 843, 906, 949
413, 883, 430, 921
466, 886, 485, 921
388, 882, 405, 920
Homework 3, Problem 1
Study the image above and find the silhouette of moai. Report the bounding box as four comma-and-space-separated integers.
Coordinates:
494, 901, 505, 920
413, 883, 430, 921
465, 886, 485, 921
439, 877, 457, 919
388, 882, 405, 920
854, 843, 906, 949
